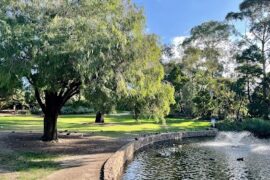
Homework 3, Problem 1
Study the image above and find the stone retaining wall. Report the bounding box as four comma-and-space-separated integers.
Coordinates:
103, 130, 217, 180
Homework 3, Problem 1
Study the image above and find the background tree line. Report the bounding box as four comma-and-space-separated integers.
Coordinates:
165, 0, 270, 121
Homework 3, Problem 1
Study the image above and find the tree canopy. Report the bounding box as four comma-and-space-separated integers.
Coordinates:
226, 0, 270, 119
0, 0, 175, 141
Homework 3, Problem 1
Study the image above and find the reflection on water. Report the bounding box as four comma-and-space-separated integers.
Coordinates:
123, 132, 270, 180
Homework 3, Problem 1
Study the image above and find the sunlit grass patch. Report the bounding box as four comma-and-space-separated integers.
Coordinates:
0, 114, 210, 138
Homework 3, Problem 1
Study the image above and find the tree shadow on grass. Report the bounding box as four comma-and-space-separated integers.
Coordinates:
0, 132, 128, 174
1, 132, 129, 155
0, 151, 60, 173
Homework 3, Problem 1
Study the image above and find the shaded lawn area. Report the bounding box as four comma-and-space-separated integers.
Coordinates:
0, 114, 210, 138
0, 151, 59, 180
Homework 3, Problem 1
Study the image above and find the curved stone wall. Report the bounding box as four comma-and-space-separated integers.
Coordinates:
103, 130, 218, 180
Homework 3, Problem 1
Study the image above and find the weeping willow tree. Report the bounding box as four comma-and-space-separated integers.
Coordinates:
119, 35, 175, 123
83, 0, 148, 123
84, 7, 175, 124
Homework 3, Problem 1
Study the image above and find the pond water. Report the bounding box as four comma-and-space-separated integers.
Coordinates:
123, 132, 270, 180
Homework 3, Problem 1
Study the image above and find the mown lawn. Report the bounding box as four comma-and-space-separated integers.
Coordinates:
0, 114, 210, 137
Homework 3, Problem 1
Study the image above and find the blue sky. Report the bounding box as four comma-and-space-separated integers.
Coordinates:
133, 0, 243, 44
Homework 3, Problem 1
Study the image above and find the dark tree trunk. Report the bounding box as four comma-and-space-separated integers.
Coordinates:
261, 39, 269, 120
32, 81, 81, 142
133, 106, 140, 121
41, 92, 61, 141
95, 111, 104, 123
42, 112, 58, 141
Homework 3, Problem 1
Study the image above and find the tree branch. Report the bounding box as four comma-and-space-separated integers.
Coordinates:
34, 88, 46, 113
60, 81, 81, 106
62, 89, 80, 106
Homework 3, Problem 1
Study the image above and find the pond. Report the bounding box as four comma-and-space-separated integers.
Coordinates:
123, 132, 270, 180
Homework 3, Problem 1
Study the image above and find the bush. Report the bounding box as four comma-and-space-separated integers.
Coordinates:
243, 119, 270, 138
60, 106, 94, 115
30, 107, 42, 115
216, 120, 244, 131
216, 119, 270, 138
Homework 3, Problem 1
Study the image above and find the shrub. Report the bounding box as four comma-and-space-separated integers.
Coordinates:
216, 120, 244, 131
60, 106, 94, 115
216, 119, 270, 138
30, 107, 42, 115
243, 119, 270, 138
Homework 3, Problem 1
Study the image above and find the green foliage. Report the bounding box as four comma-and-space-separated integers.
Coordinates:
119, 35, 175, 122
0, 0, 146, 104
165, 21, 236, 119
143, 83, 175, 123
0, 86, 12, 109
60, 106, 93, 115
226, 0, 270, 22
226, 0, 270, 119
85, 87, 116, 114
217, 119, 270, 138
0, 87, 26, 110
166, 64, 189, 90
216, 120, 245, 131
0, 0, 163, 139
81, 0, 149, 115
248, 86, 269, 117
165, 63, 189, 114
243, 119, 270, 138
183, 21, 232, 49
192, 89, 213, 119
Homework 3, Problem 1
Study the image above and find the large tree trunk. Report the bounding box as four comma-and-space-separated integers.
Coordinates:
95, 111, 104, 123
42, 112, 58, 141
33, 81, 81, 142
42, 92, 61, 141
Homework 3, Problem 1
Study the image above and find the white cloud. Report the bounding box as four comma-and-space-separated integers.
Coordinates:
171, 36, 186, 59
162, 36, 187, 63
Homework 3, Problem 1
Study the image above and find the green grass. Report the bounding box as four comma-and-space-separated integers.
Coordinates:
0, 114, 210, 138
0, 151, 59, 180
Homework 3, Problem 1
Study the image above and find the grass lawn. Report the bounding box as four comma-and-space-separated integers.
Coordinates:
0, 151, 59, 180
0, 114, 210, 180
0, 114, 210, 137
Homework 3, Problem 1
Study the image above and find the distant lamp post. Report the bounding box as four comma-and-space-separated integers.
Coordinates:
211, 117, 216, 128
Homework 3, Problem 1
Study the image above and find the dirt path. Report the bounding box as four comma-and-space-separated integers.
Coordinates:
0, 132, 131, 180
46, 153, 112, 180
